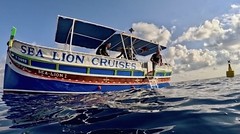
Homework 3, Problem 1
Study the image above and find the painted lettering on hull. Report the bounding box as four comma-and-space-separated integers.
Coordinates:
38, 70, 67, 78
19, 44, 140, 70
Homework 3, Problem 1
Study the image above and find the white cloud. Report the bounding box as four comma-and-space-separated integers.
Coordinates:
132, 22, 171, 46
175, 19, 229, 44
130, 10, 240, 79
166, 7, 240, 77
175, 13, 240, 52
231, 4, 240, 9
167, 44, 219, 73
171, 26, 176, 34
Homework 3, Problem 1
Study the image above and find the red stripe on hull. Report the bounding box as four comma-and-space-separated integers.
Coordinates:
9, 53, 171, 85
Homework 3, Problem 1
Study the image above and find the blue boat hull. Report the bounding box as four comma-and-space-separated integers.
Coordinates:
4, 64, 170, 93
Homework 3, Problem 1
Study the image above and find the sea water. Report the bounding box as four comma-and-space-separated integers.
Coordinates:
0, 76, 240, 134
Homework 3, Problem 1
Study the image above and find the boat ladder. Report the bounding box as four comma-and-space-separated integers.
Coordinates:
146, 76, 159, 89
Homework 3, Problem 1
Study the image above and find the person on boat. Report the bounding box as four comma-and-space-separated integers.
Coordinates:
116, 47, 137, 60
96, 43, 111, 56
150, 50, 162, 75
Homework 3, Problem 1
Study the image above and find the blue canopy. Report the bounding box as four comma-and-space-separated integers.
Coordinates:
107, 33, 166, 56
55, 16, 116, 49
55, 15, 167, 56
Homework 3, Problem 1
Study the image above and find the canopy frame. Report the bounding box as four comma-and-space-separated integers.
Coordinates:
55, 15, 167, 56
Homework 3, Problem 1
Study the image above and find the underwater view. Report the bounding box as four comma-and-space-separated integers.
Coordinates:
1, 76, 240, 134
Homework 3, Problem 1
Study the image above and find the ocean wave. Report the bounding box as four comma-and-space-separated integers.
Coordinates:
0, 76, 240, 133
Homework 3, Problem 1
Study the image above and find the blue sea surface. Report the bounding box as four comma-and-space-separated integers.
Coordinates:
1, 76, 240, 134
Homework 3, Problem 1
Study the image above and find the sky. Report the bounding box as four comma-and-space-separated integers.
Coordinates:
1, 0, 240, 83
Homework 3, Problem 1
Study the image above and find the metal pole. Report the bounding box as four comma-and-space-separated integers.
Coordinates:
69, 19, 75, 52
130, 35, 133, 60
120, 33, 128, 60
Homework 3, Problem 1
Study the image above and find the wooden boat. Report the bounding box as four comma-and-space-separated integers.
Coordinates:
3, 15, 172, 94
